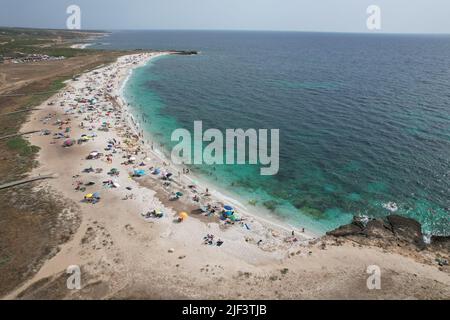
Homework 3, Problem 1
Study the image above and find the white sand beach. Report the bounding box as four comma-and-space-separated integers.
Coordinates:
70, 43, 93, 49
6, 52, 449, 299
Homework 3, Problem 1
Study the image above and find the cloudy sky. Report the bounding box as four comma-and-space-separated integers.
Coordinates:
1, 0, 449, 34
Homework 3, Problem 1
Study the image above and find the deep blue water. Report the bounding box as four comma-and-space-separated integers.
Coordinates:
93, 31, 450, 235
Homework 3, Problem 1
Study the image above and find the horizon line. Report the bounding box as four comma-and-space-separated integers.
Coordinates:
1, 25, 450, 36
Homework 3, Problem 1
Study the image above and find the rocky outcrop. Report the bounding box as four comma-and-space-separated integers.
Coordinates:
171, 50, 198, 55
365, 219, 395, 240
326, 215, 448, 252
430, 236, 450, 252
387, 215, 425, 249
326, 222, 364, 237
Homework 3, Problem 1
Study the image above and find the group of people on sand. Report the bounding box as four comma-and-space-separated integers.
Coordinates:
40, 52, 311, 254
203, 234, 224, 246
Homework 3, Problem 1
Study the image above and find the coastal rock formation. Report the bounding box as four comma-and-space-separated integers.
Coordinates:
172, 50, 198, 55
430, 236, 450, 252
325, 222, 364, 237
326, 214, 448, 252
386, 215, 425, 248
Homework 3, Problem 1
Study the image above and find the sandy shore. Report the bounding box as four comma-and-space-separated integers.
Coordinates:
5, 52, 449, 299
70, 43, 93, 49
116, 54, 317, 240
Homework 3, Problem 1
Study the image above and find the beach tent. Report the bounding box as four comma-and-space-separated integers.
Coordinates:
63, 139, 75, 147
133, 169, 146, 177
224, 210, 233, 217
179, 212, 189, 220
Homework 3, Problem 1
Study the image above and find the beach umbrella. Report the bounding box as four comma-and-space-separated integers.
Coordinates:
92, 192, 100, 199
179, 212, 188, 220
224, 205, 233, 211
133, 169, 145, 176
63, 139, 75, 147
85, 193, 93, 199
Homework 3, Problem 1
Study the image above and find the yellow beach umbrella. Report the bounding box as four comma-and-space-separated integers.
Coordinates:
85, 193, 93, 199
179, 211, 189, 220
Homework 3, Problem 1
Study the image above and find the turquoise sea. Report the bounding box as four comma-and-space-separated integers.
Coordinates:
95, 31, 450, 235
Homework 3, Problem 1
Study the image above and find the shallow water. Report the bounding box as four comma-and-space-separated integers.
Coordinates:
95, 31, 450, 235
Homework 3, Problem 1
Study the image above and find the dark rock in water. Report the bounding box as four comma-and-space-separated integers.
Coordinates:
327, 214, 431, 251
172, 50, 198, 55
387, 215, 425, 249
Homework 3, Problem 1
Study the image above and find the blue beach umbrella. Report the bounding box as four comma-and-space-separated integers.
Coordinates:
133, 169, 146, 176
224, 211, 233, 217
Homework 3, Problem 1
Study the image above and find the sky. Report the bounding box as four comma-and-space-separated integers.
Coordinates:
0, 0, 449, 34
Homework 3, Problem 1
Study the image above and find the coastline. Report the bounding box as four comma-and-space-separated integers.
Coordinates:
117, 52, 318, 240
70, 43, 93, 49
70, 32, 109, 49
7, 51, 312, 296
7, 52, 448, 299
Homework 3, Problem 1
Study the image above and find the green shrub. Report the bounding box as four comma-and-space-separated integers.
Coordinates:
6, 137, 40, 156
